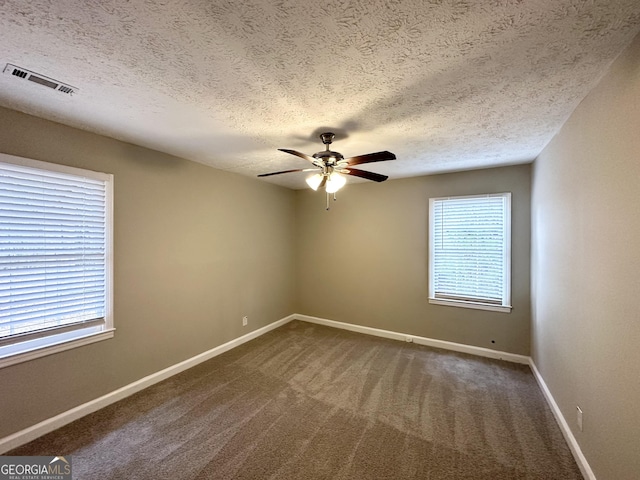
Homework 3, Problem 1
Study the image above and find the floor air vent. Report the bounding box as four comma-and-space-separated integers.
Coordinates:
3, 63, 78, 96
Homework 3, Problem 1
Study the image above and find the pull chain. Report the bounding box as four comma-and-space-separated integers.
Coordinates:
325, 192, 338, 210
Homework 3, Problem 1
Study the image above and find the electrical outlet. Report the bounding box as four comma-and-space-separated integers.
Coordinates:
576, 405, 583, 432
242, 316, 248, 327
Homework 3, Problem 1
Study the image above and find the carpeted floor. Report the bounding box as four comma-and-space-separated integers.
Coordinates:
10, 320, 583, 479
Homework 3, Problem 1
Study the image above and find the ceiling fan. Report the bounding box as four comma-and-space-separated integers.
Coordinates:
258, 132, 396, 199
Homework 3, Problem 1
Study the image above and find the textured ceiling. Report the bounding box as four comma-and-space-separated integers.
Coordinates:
0, 1, 639, 189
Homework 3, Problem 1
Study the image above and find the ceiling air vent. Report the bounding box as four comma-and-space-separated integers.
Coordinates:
3, 63, 78, 96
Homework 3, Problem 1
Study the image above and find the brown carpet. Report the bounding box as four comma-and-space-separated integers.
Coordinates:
9, 320, 583, 479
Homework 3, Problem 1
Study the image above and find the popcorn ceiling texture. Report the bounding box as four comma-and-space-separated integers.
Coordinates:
0, 0, 639, 188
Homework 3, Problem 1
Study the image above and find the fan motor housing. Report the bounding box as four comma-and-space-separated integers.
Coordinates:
313, 150, 344, 164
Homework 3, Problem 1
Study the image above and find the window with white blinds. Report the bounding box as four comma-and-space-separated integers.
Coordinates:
0, 154, 113, 367
429, 193, 511, 312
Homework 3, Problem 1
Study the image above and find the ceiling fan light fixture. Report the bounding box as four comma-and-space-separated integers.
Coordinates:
260, 132, 396, 206
306, 173, 324, 191
325, 173, 346, 193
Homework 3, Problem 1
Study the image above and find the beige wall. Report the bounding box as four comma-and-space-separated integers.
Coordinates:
295, 164, 531, 355
0, 107, 532, 443
0, 107, 296, 438
531, 33, 640, 479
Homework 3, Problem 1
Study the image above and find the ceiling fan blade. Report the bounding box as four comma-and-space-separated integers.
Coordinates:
319, 175, 328, 189
278, 148, 317, 164
344, 151, 396, 166
343, 168, 389, 182
257, 168, 306, 177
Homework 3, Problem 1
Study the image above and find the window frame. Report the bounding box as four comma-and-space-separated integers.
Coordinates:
0, 153, 114, 369
428, 192, 512, 313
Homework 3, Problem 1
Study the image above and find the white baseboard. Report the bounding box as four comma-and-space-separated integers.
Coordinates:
295, 314, 530, 364
529, 359, 596, 480
0, 314, 296, 454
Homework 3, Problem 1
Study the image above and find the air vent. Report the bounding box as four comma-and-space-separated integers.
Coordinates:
3, 63, 78, 96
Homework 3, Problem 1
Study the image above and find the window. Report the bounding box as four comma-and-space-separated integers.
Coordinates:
429, 193, 511, 312
0, 153, 114, 368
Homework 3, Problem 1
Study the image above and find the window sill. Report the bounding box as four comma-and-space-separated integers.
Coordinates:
429, 298, 512, 313
0, 328, 115, 369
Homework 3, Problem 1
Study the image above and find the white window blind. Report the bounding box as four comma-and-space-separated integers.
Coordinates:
0, 154, 113, 365
429, 193, 511, 311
